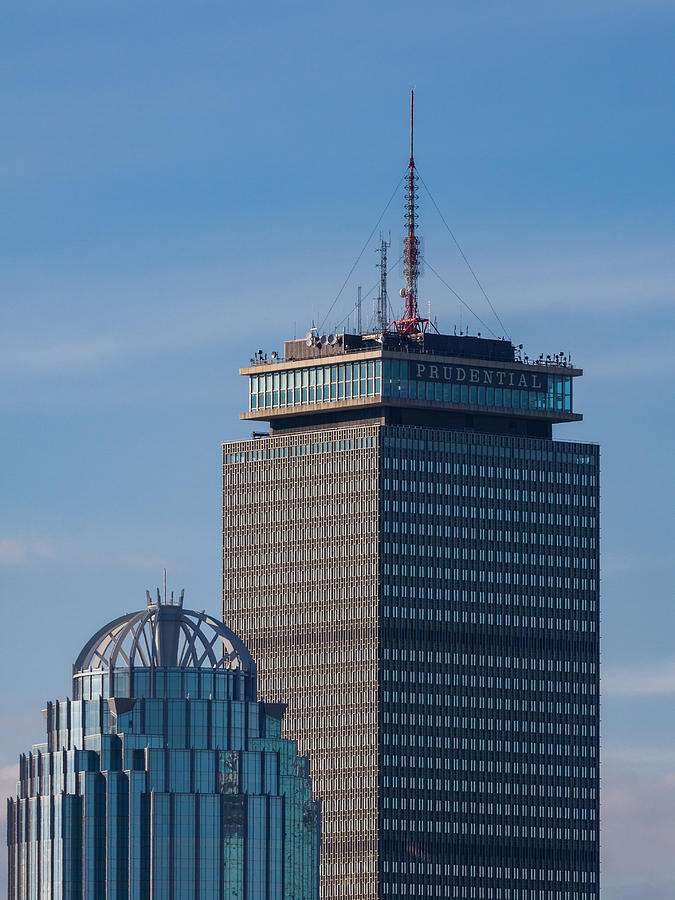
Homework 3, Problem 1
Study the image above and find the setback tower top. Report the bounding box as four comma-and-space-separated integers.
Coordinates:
240, 92, 582, 440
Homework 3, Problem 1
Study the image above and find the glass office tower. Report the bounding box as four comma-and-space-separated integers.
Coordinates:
223, 330, 599, 899
7, 591, 320, 899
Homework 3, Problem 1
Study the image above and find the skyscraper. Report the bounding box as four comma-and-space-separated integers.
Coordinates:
7, 590, 320, 899
222, 94, 599, 899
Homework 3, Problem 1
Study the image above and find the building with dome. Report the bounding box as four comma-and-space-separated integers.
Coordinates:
6, 589, 320, 899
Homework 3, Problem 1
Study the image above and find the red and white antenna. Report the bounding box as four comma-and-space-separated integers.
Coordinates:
392, 90, 430, 336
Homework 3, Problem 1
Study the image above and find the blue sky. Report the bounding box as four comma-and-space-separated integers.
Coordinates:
2, 2, 674, 895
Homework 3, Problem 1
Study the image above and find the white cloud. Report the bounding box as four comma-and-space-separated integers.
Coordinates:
0, 536, 175, 571
586, 344, 675, 380
604, 745, 675, 770
0, 325, 220, 375
602, 552, 675, 576
0, 539, 58, 565
602, 764, 675, 895
603, 660, 675, 697
0, 285, 286, 377
498, 267, 673, 318
431, 235, 675, 319
78, 550, 172, 571
0, 763, 19, 809
0, 336, 128, 373
0, 763, 20, 889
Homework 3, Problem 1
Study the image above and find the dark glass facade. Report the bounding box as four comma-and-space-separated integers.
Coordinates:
7, 595, 320, 899
223, 331, 599, 899
378, 426, 598, 898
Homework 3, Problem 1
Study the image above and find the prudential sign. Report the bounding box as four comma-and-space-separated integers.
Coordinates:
410, 363, 548, 393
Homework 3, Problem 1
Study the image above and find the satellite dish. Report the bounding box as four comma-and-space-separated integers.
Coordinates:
400, 288, 406, 298
328, 333, 337, 345
306, 337, 314, 347
320, 334, 328, 345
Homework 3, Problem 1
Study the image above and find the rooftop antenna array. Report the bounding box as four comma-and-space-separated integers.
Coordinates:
391, 90, 432, 336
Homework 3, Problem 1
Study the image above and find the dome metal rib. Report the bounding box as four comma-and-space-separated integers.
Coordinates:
73, 596, 256, 675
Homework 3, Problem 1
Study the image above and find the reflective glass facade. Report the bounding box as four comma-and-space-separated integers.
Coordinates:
248, 356, 572, 416
7, 598, 320, 900
224, 335, 599, 899
378, 427, 598, 898
381, 360, 572, 413
250, 360, 382, 411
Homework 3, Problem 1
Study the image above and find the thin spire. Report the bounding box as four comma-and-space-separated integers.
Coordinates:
392, 89, 429, 336
410, 88, 414, 166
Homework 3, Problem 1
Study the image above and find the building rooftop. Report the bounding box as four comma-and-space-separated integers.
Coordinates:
238, 329, 582, 435
73, 590, 256, 676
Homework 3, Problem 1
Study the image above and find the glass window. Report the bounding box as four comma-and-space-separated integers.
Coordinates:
145, 700, 163, 735
133, 670, 150, 699
200, 671, 214, 700
166, 672, 181, 699
212, 701, 228, 748
167, 700, 186, 748
231, 703, 245, 750
114, 672, 129, 698
190, 701, 208, 749
184, 672, 198, 698
215, 673, 228, 700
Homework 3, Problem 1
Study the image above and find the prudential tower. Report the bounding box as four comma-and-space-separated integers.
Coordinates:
222, 93, 600, 899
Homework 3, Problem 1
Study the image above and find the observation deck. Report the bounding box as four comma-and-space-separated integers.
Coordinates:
240, 331, 582, 439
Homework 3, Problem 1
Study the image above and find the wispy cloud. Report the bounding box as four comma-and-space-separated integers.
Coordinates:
78, 551, 172, 571
602, 764, 675, 895
604, 660, 675, 697
0, 536, 173, 571
0, 323, 223, 376
0, 284, 288, 377
456, 237, 675, 317
604, 745, 675, 770
0, 538, 58, 565
0, 764, 19, 806
4, 230, 675, 379
0, 763, 19, 836
0, 763, 20, 890
587, 343, 675, 380
0, 336, 131, 374
602, 552, 675, 576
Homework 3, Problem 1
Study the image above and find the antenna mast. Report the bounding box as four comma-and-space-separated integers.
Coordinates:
392, 90, 429, 336
376, 233, 391, 332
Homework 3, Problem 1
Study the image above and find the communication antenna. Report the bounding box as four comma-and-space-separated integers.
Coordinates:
376, 233, 391, 332
356, 285, 362, 334
391, 90, 431, 336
